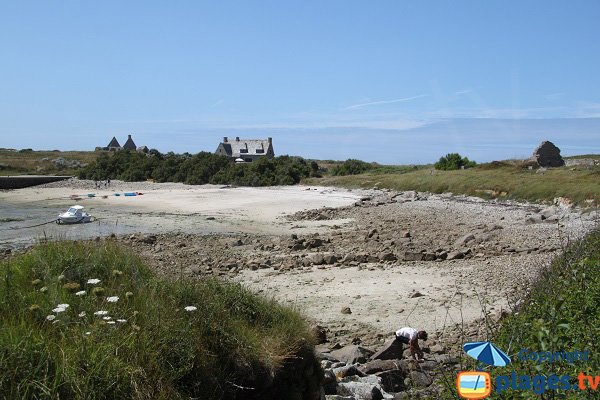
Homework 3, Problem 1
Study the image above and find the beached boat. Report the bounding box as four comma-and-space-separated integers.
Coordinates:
57, 205, 93, 224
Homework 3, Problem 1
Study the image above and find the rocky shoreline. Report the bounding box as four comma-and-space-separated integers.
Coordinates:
3, 185, 596, 398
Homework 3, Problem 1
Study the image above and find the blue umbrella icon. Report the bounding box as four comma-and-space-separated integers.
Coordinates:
463, 341, 511, 367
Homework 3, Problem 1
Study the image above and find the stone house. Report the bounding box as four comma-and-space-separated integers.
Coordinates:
97, 134, 144, 152
215, 137, 274, 162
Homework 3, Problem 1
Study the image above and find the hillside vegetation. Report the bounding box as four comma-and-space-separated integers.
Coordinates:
0, 149, 100, 176
78, 150, 319, 186
0, 241, 318, 399
304, 161, 600, 206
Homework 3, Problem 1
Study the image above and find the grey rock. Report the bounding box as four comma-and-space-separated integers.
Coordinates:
341, 306, 352, 315
324, 254, 338, 264
402, 251, 423, 261
360, 359, 401, 374
310, 253, 325, 265
454, 233, 475, 247
370, 338, 404, 361
531, 140, 565, 167
330, 345, 374, 364
337, 381, 384, 400
410, 371, 433, 387
379, 252, 397, 262
332, 365, 366, 379
376, 369, 407, 393
446, 251, 464, 260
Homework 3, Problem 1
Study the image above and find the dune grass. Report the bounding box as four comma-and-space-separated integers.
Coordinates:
0, 241, 315, 399
0, 149, 101, 176
304, 164, 600, 206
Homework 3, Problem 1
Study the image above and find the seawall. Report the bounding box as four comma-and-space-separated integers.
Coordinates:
0, 175, 72, 190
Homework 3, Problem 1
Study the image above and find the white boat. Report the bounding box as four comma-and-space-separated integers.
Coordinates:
57, 205, 93, 224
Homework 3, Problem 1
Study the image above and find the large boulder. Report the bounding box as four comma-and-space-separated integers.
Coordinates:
531, 141, 565, 167
336, 382, 384, 400
370, 338, 404, 361
330, 345, 374, 365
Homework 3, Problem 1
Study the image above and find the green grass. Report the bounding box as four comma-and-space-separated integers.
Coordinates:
563, 154, 600, 160
441, 229, 600, 399
0, 149, 101, 176
487, 229, 600, 399
0, 241, 317, 399
303, 163, 600, 206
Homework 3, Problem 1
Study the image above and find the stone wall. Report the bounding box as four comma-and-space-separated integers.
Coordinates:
0, 175, 71, 190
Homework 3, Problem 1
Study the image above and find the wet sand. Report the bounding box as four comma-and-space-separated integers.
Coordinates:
0, 180, 359, 250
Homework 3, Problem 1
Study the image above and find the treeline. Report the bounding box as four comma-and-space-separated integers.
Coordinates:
78, 150, 321, 186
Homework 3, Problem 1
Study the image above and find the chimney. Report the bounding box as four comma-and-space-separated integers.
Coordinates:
268, 137, 272, 144
128, 134, 132, 139
236, 137, 240, 141
223, 137, 228, 143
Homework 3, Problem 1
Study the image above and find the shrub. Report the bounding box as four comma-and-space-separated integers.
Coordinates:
434, 153, 476, 170
78, 151, 315, 186
331, 159, 374, 176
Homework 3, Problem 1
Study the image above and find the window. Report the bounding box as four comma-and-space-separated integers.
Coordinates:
256, 149, 264, 153
240, 149, 248, 153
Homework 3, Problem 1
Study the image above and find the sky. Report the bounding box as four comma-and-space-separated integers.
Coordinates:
1, 1, 599, 164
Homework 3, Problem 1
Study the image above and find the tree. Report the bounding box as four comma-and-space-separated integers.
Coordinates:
434, 153, 476, 170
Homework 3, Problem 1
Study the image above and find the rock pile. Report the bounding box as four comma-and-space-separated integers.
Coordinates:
530, 140, 565, 167
317, 336, 458, 399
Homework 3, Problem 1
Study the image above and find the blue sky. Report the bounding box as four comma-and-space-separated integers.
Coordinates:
1, 1, 599, 163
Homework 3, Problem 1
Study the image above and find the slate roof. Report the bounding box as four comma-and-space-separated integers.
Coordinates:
123, 135, 137, 150
107, 137, 121, 148
220, 139, 270, 157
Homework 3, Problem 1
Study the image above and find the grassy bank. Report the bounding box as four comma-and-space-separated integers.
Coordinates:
488, 228, 600, 398
0, 149, 100, 176
0, 241, 317, 399
304, 163, 600, 206
441, 229, 600, 399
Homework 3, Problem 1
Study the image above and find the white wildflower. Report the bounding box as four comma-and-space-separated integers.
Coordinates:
94, 310, 108, 316
116, 319, 127, 323
57, 303, 69, 309
78, 311, 86, 317
52, 307, 67, 313
87, 278, 101, 285
46, 315, 56, 321
103, 316, 112, 320
75, 291, 86, 296
106, 321, 116, 325
85, 331, 91, 335
184, 306, 197, 312
106, 296, 119, 303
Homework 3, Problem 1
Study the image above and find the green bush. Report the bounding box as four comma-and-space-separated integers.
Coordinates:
331, 159, 374, 176
0, 241, 316, 399
442, 229, 600, 399
78, 151, 314, 186
434, 153, 476, 170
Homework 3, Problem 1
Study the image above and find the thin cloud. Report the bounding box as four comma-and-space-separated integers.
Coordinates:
343, 95, 427, 110
455, 89, 473, 96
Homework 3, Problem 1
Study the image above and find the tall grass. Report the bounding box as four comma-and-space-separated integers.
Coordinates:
0, 241, 316, 399
440, 229, 600, 399
304, 164, 600, 206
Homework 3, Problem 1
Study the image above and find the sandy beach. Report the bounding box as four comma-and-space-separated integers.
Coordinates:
0, 179, 359, 250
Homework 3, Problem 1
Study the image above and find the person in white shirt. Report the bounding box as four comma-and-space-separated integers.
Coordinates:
395, 327, 428, 361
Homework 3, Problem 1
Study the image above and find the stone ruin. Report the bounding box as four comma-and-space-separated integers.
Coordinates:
531, 140, 565, 167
